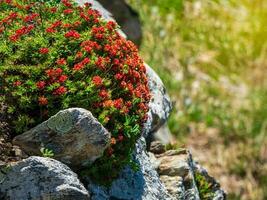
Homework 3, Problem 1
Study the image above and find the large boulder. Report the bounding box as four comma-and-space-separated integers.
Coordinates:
87, 137, 172, 200
13, 108, 110, 168
0, 156, 90, 200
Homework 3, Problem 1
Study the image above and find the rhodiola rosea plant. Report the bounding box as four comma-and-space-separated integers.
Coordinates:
0, 0, 150, 184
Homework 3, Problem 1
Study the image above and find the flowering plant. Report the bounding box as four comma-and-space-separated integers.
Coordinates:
0, 0, 150, 184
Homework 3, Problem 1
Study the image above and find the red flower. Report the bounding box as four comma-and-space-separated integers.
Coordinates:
39, 48, 49, 54
103, 100, 113, 107
56, 58, 67, 66
92, 76, 103, 86
63, 23, 71, 28
13, 81, 21, 86
53, 86, 67, 95
24, 13, 39, 22
113, 98, 123, 109
73, 63, 84, 71
63, 9, 73, 14
115, 73, 123, 80
38, 96, 48, 106
95, 57, 105, 69
125, 101, 132, 108
58, 75, 68, 83
36, 81, 46, 89
76, 51, 83, 58
84, 2, 91, 7
46, 68, 63, 77
46, 28, 56, 33
120, 81, 127, 88
99, 89, 109, 99
62, 0, 72, 7
84, 46, 92, 53
64, 30, 80, 39
50, 7, 57, 13
138, 103, 148, 112
81, 57, 90, 65
73, 21, 81, 27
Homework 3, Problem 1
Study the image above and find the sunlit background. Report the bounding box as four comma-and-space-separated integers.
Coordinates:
127, 0, 267, 199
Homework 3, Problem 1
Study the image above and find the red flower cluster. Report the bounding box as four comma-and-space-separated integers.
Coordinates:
1, 12, 18, 25
92, 76, 103, 86
39, 48, 49, 54
23, 13, 39, 22
53, 86, 67, 95
63, 9, 73, 14
9, 25, 34, 42
80, 9, 100, 23
99, 89, 109, 99
38, 96, 48, 106
64, 30, 80, 39
113, 98, 123, 109
56, 58, 67, 66
13, 80, 22, 86
73, 57, 90, 71
36, 81, 46, 89
1, 0, 151, 184
62, 0, 72, 7
46, 20, 62, 33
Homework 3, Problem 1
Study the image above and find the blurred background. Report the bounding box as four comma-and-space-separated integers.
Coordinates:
125, 0, 267, 199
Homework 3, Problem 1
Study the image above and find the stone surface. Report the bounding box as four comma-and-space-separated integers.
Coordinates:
151, 147, 226, 200
0, 156, 90, 200
87, 137, 172, 200
160, 175, 185, 199
13, 108, 110, 168
143, 64, 172, 137
153, 123, 175, 144
149, 140, 166, 154
156, 149, 200, 200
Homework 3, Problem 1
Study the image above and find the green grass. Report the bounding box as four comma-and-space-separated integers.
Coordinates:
194, 172, 214, 200
127, 0, 267, 199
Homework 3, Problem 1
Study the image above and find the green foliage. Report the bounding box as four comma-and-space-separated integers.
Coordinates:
40, 147, 54, 158
0, 0, 150, 184
194, 172, 214, 200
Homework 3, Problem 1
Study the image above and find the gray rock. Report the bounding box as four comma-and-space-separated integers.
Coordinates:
13, 108, 110, 168
149, 140, 166, 154
87, 137, 172, 200
143, 64, 172, 136
155, 149, 200, 199
0, 156, 90, 200
160, 175, 185, 200
152, 147, 226, 200
151, 123, 175, 145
